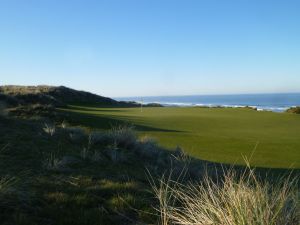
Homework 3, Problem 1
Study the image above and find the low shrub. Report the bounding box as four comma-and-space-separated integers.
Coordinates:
286, 106, 300, 114
8, 104, 57, 118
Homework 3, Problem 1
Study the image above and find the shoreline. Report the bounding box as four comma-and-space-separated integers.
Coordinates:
141, 102, 293, 112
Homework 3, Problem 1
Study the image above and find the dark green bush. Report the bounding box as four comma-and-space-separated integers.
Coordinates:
286, 106, 300, 114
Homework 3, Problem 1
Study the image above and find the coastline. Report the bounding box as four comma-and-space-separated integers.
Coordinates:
145, 102, 292, 112
116, 93, 300, 112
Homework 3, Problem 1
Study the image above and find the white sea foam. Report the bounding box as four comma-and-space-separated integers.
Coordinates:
143, 101, 290, 112
119, 93, 300, 113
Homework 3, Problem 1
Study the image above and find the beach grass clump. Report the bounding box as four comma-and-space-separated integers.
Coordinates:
0, 176, 19, 210
43, 152, 62, 171
89, 131, 106, 145
43, 123, 56, 136
0, 176, 17, 195
137, 136, 161, 159
152, 169, 300, 225
66, 127, 87, 143
107, 125, 137, 149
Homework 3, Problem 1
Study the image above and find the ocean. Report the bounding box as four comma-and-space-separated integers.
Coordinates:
116, 93, 300, 112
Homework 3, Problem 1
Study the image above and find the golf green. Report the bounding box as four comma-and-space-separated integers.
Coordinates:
62, 106, 300, 168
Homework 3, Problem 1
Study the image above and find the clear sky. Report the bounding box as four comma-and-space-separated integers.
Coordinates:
0, 0, 300, 97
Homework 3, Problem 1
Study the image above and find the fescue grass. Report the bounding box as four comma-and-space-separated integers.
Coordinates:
151, 168, 300, 225
0, 176, 17, 195
43, 123, 56, 136
0, 115, 166, 224
61, 105, 300, 168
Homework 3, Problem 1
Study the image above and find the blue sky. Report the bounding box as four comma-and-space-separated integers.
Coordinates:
0, 0, 300, 97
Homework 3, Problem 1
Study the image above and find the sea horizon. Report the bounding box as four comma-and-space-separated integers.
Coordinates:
116, 92, 300, 112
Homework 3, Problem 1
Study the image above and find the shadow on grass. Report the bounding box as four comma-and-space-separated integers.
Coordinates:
66, 105, 129, 113
0, 113, 299, 225
62, 109, 183, 133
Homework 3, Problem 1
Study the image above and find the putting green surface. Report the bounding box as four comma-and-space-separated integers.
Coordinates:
62, 106, 300, 169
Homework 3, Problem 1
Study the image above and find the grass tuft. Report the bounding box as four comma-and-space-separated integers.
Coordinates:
153, 168, 299, 225
43, 123, 56, 136
0, 176, 17, 195
43, 152, 62, 171
108, 125, 137, 149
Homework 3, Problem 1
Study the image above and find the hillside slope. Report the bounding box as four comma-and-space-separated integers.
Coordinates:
0, 85, 133, 107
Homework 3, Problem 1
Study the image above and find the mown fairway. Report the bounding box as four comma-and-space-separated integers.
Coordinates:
62, 106, 300, 168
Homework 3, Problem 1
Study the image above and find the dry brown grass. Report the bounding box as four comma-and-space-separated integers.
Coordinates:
152, 168, 299, 225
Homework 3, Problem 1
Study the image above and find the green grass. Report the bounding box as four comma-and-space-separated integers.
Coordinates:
0, 116, 156, 224
1, 104, 299, 224
61, 105, 300, 169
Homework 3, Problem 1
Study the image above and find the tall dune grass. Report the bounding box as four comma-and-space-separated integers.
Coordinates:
152, 168, 299, 225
